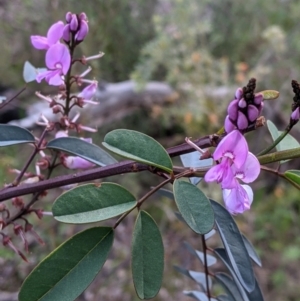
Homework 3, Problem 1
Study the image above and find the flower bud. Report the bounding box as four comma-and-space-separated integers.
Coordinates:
235, 88, 243, 100
227, 99, 239, 121
254, 93, 263, 105
79, 12, 87, 21
63, 156, 95, 169
247, 105, 259, 122
62, 24, 71, 42
291, 108, 300, 121
78, 81, 98, 100
237, 112, 248, 130
75, 20, 88, 42
224, 115, 236, 133
65, 12, 72, 23
70, 14, 79, 32
238, 98, 247, 108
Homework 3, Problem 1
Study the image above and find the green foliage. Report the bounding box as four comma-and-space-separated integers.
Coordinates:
0, 124, 35, 146
131, 211, 164, 299
52, 183, 137, 224
19, 227, 114, 301
211, 200, 255, 292
173, 180, 214, 234
103, 129, 173, 173
47, 137, 117, 167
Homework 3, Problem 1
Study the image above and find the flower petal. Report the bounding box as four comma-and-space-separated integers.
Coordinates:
45, 44, 70, 74
239, 152, 260, 183
213, 130, 248, 168
78, 81, 98, 100
63, 156, 95, 169
47, 21, 64, 45
31, 36, 49, 50
222, 183, 253, 214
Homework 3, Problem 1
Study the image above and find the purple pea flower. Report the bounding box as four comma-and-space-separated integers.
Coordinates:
36, 43, 71, 86
222, 152, 260, 214
78, 81, 98, 101
205, 130, 248, 187
63, 156, 95, 170
31, 21, 64, 50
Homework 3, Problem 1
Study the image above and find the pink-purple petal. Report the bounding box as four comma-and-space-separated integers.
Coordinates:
64, 156, 95, 169
227, 99, 239, 120
222, 183, 253, 214
75, 20, 89, 41
239, 152, 260, 183
213, 130, 248, 168
47, 21, 64, 45
237, 111, 248, 130
31, 36, 49, 50
78, 82, 98, 100
224, 115, 236, 133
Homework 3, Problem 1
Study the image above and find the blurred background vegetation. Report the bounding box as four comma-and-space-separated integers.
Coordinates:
1, 0, 300, 300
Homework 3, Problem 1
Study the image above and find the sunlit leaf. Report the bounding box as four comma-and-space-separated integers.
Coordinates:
132, 211, 164, 299
204, 229, 216, 240
284, 170, 300, 186
211, 200, 255, 292
173, 180, 214, 234
53, 183, 137, 224
19, 227, 114, 301
0, 124, 35, 146
47, 137, 117, 167
260, 90, 279, 100
180, 151, 213, 185
267, 120, 299, 163
103, 129, 173, 173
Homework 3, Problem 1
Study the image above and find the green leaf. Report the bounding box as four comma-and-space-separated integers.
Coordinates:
0, 124, 35, 146
53, 183, 137, 224
103, 129, 173, 173
215, 272, 243, 301
183, 291, 211, 301
211, 200, 255, 292
173, 180, 214, 234
132, 211, 164, 299
23, 61, 47, 83
155, 188, 175, 200
260, 90, 279, 100
217, 295, 235, 301
284, 170, 300, 186
242, 234, 262, 267
214, 248, 250, 301
47, 137, 117, 167
19, 227, 114, 301
267, 120, 299, 163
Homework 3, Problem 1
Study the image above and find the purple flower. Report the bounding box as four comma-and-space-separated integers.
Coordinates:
205, 130, 260, 214
205, 130, 248, 186
36, 43, 71, 86
78, 81, 98, 101
31, 21, 64, 50
222, 152, 260, 214
63, 156, 95, 169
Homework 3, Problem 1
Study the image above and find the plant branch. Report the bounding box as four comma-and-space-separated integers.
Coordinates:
201, 234, 211, 300
0, 134, 219, 202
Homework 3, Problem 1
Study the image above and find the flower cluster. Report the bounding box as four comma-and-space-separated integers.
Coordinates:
225, 78, 264, 133
205, 130, 260, 214
30, 12, 93, 87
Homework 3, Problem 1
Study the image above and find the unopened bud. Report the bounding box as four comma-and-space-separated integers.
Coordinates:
238, 98, 247, 108
235, 88, 243, 100
237, 112, 248, 130
224, 115, 236, 133
62, 24, 71, 43
65, 12, 72, 23
70, 14, 79, 32
75, 20, 88, 42
247, 105, 259, 122
227, 99, 238, 121
291, 108, 300, 122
